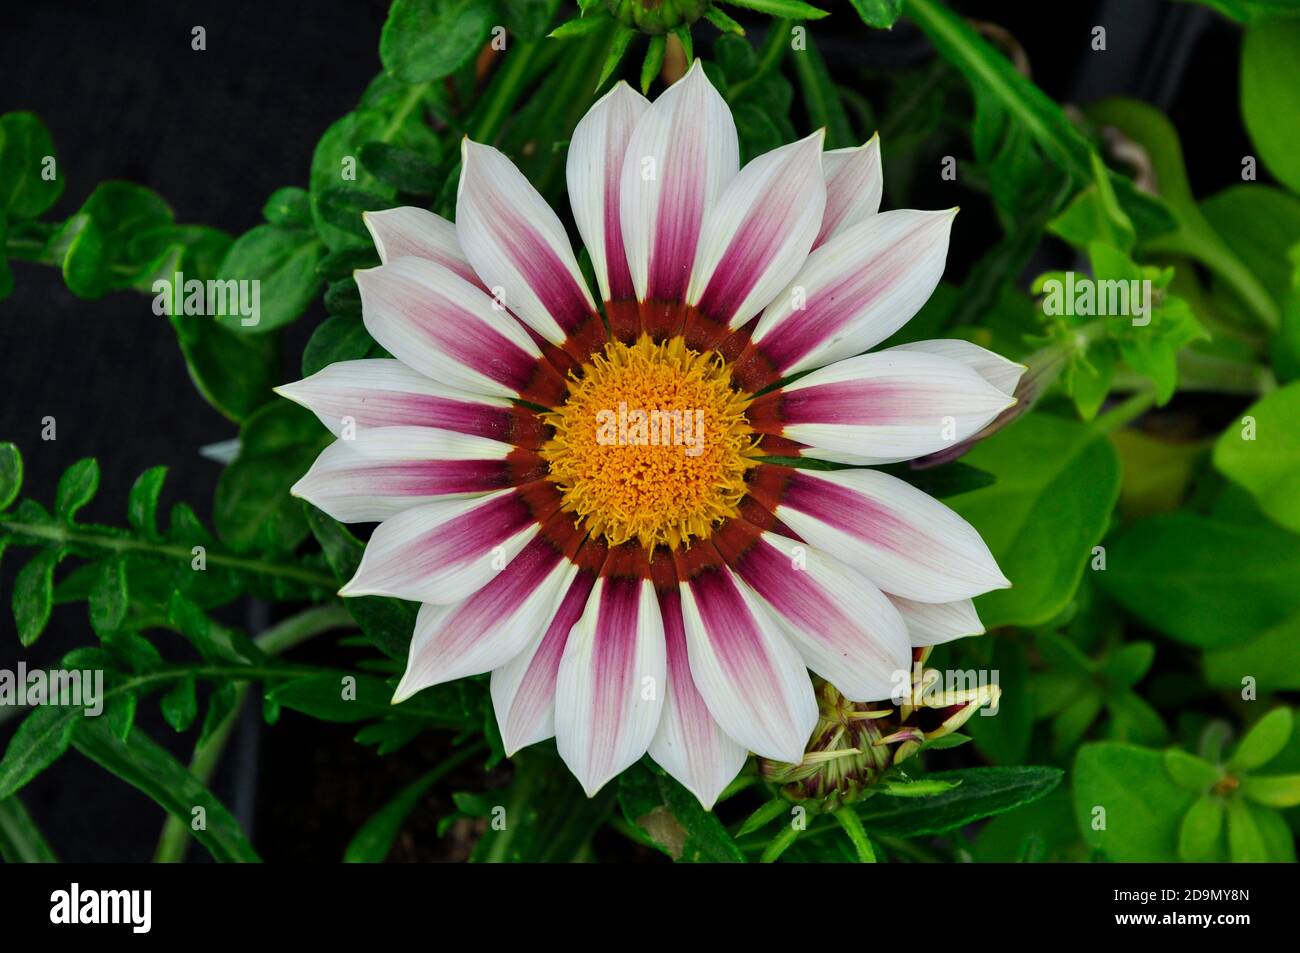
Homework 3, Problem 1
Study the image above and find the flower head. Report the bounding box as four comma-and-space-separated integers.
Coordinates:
277, 62, 1019, 807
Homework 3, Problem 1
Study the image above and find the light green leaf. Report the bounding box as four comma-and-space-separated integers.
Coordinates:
1226, 795, 1268, 862
850, 0, 904, 28
1214, 383, 1300, 533
1163, 748, 1221, 791
0, 442, 22, 511
1178, 794, 1225, 862
946, 413, 1121, 629
1241, 17, 1300, 193
1239, 773, 1300, 807
1074, 742, 1195, 861
1228, 707, 1293, 773
55, 458, 99, 522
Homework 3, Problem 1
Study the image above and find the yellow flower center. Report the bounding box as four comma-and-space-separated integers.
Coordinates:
541, 335, 759, 550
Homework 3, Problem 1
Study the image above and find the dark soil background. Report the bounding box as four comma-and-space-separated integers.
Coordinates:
0, 0, 1256, 861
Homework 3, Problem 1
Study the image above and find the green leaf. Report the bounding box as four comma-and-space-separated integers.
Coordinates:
1204, 613, 1300, 694
1163, 748, 1221, 790
850, 0, 904, 28
1073, 742, 1195, 861
946, 413, 1121, 628
160, 677, 199, 733
214, 224, 325, 333
1226, 795, 1268, 862
832, 807, 876, 862
790, 38, 854, 149
1173, 0, 1300, 21
53, 182, 174, 297
304, 506, 416, 660
597, 25, 636, 89
55, 458, 99, 522
72, 717, 259, 863
1228, 707, 1292, 773
0, 796, 58, 862
13, 548, 60, 646
0, 112, 63, 219
1248, 801, 1297, 861
214, 402, 325, 553
127, 466, 167, 539
1100, 641, 1155, 690
88, 555, 129, 636
302, 315, 378, 376
967, 639, 1031, 764
1241, 17, 1300, 193
167, 311, 277, 423
380, 0, 496, 84
1239, 773, 1300, 807
359, 141, 442, 194
0, 704, 77, 799
1100, 511, 1300, 647
261, 186, 313, 228
641, 35, 666, 94
271, 672, 476, 727
1178, 794, 1225, 862
1201, 185, 1300, 308
853, 766, 1062, 835
0, 442, 22, 511
725, 0, 828, 18
1214, 383, 1300, 533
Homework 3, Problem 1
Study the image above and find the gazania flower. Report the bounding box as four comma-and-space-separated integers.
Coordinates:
277, 62, 1020, 808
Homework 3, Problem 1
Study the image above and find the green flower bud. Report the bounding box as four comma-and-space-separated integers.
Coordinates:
608, 0, 712, 35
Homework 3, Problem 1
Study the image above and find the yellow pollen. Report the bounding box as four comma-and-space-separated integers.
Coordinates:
541, 335, 759, 550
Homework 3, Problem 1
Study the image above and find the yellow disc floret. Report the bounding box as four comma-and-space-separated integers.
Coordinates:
541, 335, 759, 550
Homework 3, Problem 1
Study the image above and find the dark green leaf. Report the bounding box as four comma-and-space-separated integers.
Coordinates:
261, 186, 313, 228
214, 224, 325, 334
0, 112, 63, 220
55, 458, 99, 522
853, 765, 1062, 835
0, 796, 58, 862
13, 548, 60, 646
380, 0, 497, 83
72, 717, 259, 862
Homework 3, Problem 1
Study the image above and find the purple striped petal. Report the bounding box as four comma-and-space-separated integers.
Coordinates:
648, 581, 749, 808
457, 139, 598, 347
748, 349, 1015, 465
356, 257, 562, 404
567, 82, 649, 304
274, 360, 549, 448
490, 555, 601, 755
762, 466, 1009, 602
555, 549, 666, 796
339, 483, 561, 605
677, 552, 817, 763
814, 137, 882, 249
292, 426, 534, 523
717, 531, 911, 703
688, 131, 827, 329
749, 209, 956, 378
620, 60, 738, 304
392, 534, 579, 701
887, 594, 985, 647
362, 206, 482, 286
887, 338, 1026, 397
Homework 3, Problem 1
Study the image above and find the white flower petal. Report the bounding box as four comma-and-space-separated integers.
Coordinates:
887, 594, 985, 647
814, 136, 883, 248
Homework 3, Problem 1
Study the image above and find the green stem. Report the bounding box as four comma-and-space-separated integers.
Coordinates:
0, 519, 336, 590
153, 604, 356, 863
728, 19, 794, 102
1091, 386, 1158, 435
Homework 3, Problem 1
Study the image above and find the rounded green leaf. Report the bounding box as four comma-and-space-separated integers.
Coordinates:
947, 413, 1121, 629
1228, 707, 1293, 772
1226, 795, 1269, 862
1074, 742, 1195, 862
1214, 382, 1300, 533
1242, 18, 1300, 193
1239, 773, 1300, 808
1177, 794, 1224, 862
380, 0, 496, 84
0, 112, 63, 220
1163, 748, 1220, 791
54, 458, 99, 523
0, 442, 22, 511
214, 225, 325, 334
